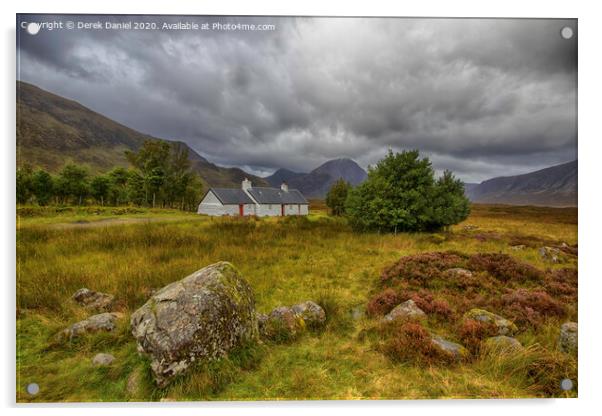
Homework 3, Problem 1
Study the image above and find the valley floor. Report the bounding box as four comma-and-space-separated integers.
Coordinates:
16, 203, 577, 401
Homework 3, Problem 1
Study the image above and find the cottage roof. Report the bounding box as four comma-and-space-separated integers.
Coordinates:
246, 187, 308, 204
209, 188, 255, 204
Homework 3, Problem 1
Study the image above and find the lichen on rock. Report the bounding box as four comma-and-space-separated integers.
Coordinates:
130, 261, 259, 387
464, 308, 518, 336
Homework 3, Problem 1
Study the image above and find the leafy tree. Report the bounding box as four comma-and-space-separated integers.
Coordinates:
430, 170, 471, 229
326, 178, 351, 216
183, 174, 203, 211
56, 164, 89, 205
31, 169, 54, 205
126, 140, 170, 206
107, 167, 129, 205
345, 150, 470, 232
90, 175, 111, 206
126, 170, 146, 206
16, 166, 33, 204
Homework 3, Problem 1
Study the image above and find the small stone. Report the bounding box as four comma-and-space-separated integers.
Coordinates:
92, 353, 115, 366
62, 312, 123, 340
463, 225, 478, 231
430, 336, 469, 361
445, 268, 473, 278
558, 322, 577, 355
510, 245, 526, 251
72, 288, 114, 312
539, 246, 563, 263
383, 299, 426, 322
350, 306, 365, 321
464, 309, 518, 336
483, 336, 524, 354
291, 301, 326, 327
260, 301, 327, 340
126, 368, 143, 397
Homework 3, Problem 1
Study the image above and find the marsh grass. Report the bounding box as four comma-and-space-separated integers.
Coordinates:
16, 204, 577, 401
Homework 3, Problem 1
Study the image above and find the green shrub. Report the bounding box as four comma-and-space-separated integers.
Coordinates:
345, 150, 470, 232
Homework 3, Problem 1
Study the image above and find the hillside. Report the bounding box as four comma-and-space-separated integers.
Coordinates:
285, 158, 367, 197
466, 160, 577, 207
16, 81, 268, 187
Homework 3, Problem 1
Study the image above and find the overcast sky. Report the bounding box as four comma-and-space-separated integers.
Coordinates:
17, 15, 577, 182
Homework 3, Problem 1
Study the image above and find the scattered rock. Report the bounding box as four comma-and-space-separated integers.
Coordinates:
483, 336, 524, 354
130, 262, 258, 387
383, 299, 426, 322
291, 301, 327, 328
445, 268, 473, 278
92, 353, 115, 366
350, 306, 365, 321
558, 322, 577, 355
539, 246, 563, 263
463, 225, 479, 231
72, 288, 114, 311
260, 301, 327, 340
510, 245, 526, 251
261, 306, 303, 340
464, 309, 518, 336
62, 312, 123, 340
430, 335, 469, 361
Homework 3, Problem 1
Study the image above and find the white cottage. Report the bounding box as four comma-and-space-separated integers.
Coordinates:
197, 178, 309, 217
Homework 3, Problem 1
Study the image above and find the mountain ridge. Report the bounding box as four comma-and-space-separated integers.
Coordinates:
465, 160, 577, 207
16, 81, 268, 188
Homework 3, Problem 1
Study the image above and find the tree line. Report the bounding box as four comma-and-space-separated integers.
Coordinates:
16, 140, 204, 211
326, 150, 470, 232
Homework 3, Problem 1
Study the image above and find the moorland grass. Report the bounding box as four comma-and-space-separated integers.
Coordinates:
16, 204, 577, 401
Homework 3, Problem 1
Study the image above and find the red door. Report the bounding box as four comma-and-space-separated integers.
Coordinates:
281, 204, 285, 216
239, 204, 244, 216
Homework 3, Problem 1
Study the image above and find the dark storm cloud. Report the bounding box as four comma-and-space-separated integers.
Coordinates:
17, 15, 577, 182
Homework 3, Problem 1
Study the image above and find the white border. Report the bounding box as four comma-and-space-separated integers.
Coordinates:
3, 1, 601, 415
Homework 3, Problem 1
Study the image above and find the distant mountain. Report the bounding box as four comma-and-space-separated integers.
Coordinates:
285, 158, 368, 198
465, 160, 577, 207
265, 168, 304, 187
16, 81, 268, 187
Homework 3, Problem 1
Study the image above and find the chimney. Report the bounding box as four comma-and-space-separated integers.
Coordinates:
242, 178, 252, 190
281, 182, 289, 192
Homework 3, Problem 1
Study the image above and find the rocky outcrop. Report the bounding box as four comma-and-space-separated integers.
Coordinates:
72, 288, 114, 311
62, 312, 123, 340
464, 309, 518, 336
130, 262, 258, 387
383, 300, 426, 322
259, 301, 326, 340
558, 322, 577, 355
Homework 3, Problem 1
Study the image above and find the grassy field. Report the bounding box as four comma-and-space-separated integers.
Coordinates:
16, 203, 577, 402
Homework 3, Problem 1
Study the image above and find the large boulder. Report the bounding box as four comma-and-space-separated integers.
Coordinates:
558, 322, 578, 355
383, 299, 426, 322
62, 312, 123, 340
72, 288, 114, 311
260, 301, 326, 340
130, 262, 258, 387
464, 309, 518, 336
